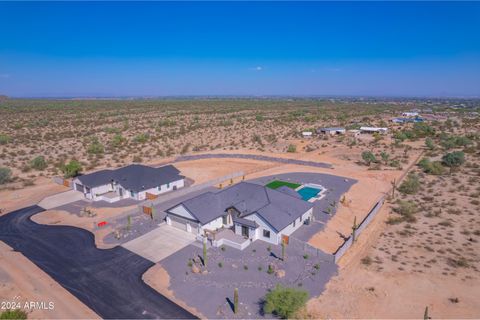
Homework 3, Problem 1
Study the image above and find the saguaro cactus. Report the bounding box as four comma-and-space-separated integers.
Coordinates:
203, 239, 208, 267
423, 306, 429, 320
234, 288, 239, 314
352, 216, 358, 243
127, 215, 132, 230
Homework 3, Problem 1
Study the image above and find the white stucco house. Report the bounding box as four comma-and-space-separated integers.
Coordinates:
165, 182, 313, 249
317, 127, 346, 135
360, 126, 389, 134
73, 164, 185, 202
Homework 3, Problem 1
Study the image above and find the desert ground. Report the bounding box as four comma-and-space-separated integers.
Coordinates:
1, 98, 479, 318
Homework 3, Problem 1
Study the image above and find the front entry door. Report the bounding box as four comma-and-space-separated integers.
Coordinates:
241, 226, 249, 237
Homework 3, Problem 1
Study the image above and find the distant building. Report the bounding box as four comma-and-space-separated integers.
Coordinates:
391, 117, 424, 124
402, 112, 419, 117
302, 131, 313, 138
73, 164, 185, 202
317, 127, 346, 135
360, 126, 388, 134
347, 129, 361, 137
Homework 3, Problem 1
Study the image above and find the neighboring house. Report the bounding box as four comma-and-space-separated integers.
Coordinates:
401, 112, 419, 117
165, 182, 313, 248
302, 131, 313, 138
73, 164, 185, 202
391, 117, 424, 124
317, 127, 346, 135
347, 129, 361, 137
360, 126, 388, 134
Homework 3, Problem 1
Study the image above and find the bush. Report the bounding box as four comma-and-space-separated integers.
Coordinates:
61, 160, 82, 178
361, 151, 377, 166
111, 134, 125, 148
418, 158, 445, 175
287, 144, 296, 153
133, 133, 149, 144
30, 156, 47, 170
0, 134, 11, 145
442, 151, 465, 169
0, 309, 28, 319
0, 167, 12, 184
87, 138, 104, 155
398, 173, 420, 194
263, 284, 309, 319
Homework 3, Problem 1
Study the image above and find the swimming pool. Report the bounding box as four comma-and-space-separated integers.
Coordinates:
297, 186, 322, 201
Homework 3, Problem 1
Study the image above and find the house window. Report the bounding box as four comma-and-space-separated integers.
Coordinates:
293, 220, 296, 227
300, 215, 303, 222
157, 185, 161, 191
263, 229, 271, 238
222, 215, 228, 225
167, 182, 170, 188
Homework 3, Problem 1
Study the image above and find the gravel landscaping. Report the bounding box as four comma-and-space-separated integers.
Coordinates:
161, 240, 337, 319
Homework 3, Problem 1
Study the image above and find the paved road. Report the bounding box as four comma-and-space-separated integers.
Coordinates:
0, 205, 195, 319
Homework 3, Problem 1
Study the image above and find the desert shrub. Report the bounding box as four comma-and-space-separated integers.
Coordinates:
391, 200, 418, 223
0, 134, 11, 145
287, 144, 296, 153
361, 151, 377, 166
0, 167, 12, 184
425, 137, 435, 150
61, 160, 82, 178
412, 123, 435, 138
0, 309, 28, 319
263, 284, 309, 319
30, 156, 47, 170
442, 151, 465, 170
133, 133, 149, 144
111, 134, 125, 148
398, 173, 420, 194
87, 138, 104, 155
418, 158, 445, 175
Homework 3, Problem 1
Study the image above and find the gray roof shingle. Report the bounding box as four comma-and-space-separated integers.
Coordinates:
77, 164, 184, 192
170, 182, 312, 232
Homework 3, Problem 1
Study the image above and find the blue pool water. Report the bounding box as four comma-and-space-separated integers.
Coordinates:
297, 186, 321, 201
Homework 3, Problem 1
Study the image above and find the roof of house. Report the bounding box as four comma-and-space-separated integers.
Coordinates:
360, 126, 388, 131
76, 164, 184, 192
318, 127, 346, 132
169, 182, 313, 232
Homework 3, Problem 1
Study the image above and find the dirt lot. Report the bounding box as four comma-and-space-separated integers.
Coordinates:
31, 205, 137, 249
0, 241, 99, 319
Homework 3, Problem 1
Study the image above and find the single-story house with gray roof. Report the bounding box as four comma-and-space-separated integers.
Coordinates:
165, 182, 313, 247
317, 127, 346, 135
73, 164, 185, 202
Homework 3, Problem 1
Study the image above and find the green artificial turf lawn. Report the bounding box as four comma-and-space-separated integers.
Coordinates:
265, 180, 301, 190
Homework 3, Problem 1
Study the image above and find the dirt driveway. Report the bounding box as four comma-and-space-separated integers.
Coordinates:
122, 224, 196, 262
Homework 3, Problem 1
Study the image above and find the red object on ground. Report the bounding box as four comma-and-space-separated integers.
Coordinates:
98, 221, 107, 227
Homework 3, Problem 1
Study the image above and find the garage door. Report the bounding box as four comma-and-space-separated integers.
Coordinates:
171, 218, 187, 231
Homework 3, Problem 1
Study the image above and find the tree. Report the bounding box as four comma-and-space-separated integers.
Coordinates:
1, 309, 28, 320
361, 151, 377, 166
0, 167, 12, 185
442, 151, 465, 173
30, 156, 47, 170
263, 284, 309, 319
61, 160, 82, 178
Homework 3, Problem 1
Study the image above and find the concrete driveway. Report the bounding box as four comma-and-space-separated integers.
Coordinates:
38, 189, 84, 209
122, 224, 196, 262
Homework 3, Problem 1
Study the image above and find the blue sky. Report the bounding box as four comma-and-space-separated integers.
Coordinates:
0, 2, 479, 97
